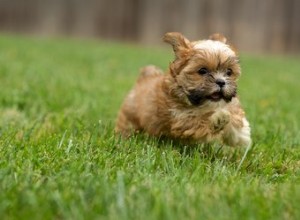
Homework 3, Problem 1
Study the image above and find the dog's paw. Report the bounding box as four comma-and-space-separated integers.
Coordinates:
210, 110, 230, 133
222, 118, 251, 147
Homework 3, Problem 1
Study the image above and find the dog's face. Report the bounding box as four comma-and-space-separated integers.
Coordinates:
164, 32, 241, 106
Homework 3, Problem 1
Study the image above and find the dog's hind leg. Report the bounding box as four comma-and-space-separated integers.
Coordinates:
115, 88, 143, 137
115, 108, 140, 137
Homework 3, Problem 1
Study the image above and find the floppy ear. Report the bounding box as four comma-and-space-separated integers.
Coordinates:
163, 32, 191, 59
209, 33, 227, 44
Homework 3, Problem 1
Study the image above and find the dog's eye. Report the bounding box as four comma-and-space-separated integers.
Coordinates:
226, 68, 233, 76
198, 68, 208, 75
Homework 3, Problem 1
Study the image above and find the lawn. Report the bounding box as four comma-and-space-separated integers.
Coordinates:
0, 35, 299, 220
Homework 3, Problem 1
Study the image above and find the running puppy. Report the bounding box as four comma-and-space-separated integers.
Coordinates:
115, 32, 251, 147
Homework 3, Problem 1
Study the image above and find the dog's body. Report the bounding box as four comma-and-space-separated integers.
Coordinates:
116, 33, 251, 147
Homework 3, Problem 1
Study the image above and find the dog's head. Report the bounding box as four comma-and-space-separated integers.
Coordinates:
163, 32, 241, 106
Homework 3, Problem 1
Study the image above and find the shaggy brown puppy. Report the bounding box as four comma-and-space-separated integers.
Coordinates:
115, 32, 251, 147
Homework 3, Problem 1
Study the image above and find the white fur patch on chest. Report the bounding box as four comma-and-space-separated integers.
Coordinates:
193, 40, 235, 57
169, 100, 228, 120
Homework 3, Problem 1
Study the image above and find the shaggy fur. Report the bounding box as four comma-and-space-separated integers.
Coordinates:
115, 32, 251, 147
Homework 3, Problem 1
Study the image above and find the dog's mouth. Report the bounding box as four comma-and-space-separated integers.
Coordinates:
187, 90, 235, 106
207, 91, 223, 102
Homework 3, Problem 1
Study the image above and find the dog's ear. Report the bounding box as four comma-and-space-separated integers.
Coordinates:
163, 32, 191, 59
209, 33, 227, 44
210, 33, 239, 54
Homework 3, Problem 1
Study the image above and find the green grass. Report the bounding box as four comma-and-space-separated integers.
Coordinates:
0, 34, 300, 220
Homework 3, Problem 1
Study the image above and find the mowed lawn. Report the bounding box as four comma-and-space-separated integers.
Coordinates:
0, 35, 300, 220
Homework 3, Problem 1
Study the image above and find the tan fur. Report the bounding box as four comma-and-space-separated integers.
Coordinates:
115, 32, 251, 147
209, 33, 227, 43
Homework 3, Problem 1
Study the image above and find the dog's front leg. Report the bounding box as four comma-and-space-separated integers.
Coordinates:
221, 114, 251, 147
209, 109, 251, 147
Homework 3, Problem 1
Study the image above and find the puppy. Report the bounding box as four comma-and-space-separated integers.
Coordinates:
115, 32, 251, 147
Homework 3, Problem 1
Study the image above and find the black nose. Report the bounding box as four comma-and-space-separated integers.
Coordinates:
216, 79, 226, 87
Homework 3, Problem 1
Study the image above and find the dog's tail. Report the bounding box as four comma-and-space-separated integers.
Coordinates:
138, 65, 164, 82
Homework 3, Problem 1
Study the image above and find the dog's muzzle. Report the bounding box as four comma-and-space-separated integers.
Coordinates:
187, 89, 236, 106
